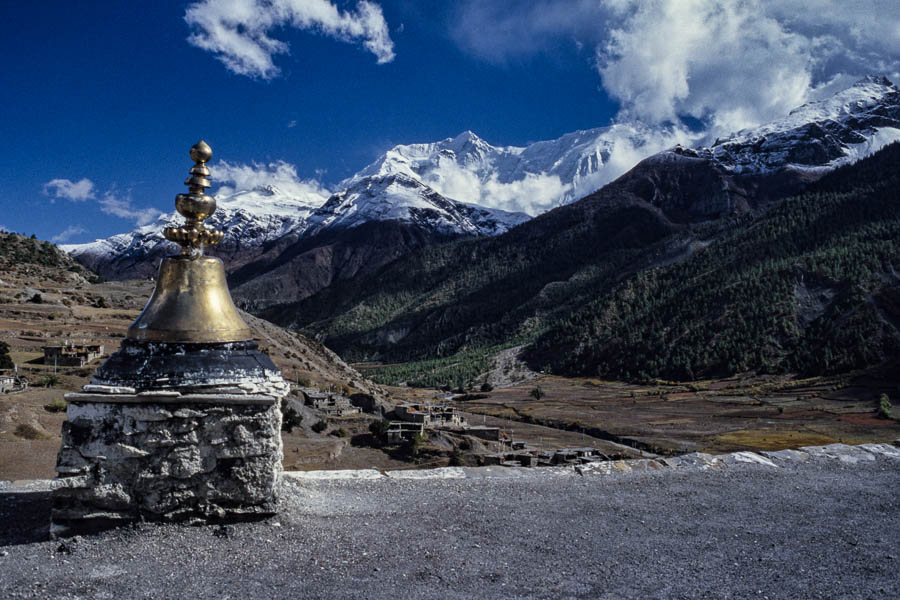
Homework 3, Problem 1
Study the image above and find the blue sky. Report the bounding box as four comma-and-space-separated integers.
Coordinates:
1, 0, 897, 244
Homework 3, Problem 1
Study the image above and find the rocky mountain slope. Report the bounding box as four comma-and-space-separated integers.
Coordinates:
608, 76, 900, 224
61, 118, 675, 281
266, 136, 900, 383
64, 77, 900, 319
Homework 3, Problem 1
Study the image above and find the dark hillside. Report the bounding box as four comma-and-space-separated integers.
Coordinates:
0, 232, 99, 282
267, 143, 899, 383
264, 187, 691, 362
527, 143, 900, 379
229, 220, 463, 312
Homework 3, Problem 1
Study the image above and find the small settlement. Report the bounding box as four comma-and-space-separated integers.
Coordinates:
389, 401, 610, 468
389, 402, 499, 443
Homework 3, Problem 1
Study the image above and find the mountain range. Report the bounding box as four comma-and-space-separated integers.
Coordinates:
258, 77, 900, 384
63, 77, 900, 382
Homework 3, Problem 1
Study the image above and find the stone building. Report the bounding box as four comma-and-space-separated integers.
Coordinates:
299, 387, 361, 417
52, 142, 288, 536
394, 403, 467, 428
42, 343, 104, 367
0, 373, 16, 393
386, 421, 425, 444
0, 370, 27, 394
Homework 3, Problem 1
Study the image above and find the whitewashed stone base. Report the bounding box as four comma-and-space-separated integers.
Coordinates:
51, 396, 283, 536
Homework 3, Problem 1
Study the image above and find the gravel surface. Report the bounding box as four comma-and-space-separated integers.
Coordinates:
0, 452, 898, 599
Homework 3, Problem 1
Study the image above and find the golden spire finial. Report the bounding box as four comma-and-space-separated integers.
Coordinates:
164, 140, 224, 256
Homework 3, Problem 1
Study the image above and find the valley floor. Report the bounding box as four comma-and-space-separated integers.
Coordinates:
444, 371, 900, 455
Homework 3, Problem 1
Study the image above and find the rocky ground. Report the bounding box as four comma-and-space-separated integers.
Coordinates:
0, 249, 396, 478
1, 443, 898, 599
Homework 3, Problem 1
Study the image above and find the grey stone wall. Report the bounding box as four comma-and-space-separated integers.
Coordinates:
52, 398, 282, 534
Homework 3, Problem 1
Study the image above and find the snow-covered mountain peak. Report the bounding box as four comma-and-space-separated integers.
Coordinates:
216, 183, 326, 216
305, 172, 529, 237
63, 77, 900, 279
341, 122, 686, 216
720, 76, 897, 148
787, 76, 895, 119
693, 75, 900, 174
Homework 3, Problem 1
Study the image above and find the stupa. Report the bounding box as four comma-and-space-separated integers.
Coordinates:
51, 141, 289, 536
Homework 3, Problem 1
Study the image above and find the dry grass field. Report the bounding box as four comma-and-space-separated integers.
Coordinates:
450, 371, 900, 455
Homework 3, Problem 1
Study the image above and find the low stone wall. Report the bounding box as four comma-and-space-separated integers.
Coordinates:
52, 396, 282, 535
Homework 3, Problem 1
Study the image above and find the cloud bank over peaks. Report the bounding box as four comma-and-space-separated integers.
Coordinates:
213, 160, 330, 206
424, 164, 572, 217
453, 0, 900, 139
421, 124, 694, 216
185, 0, 395, 79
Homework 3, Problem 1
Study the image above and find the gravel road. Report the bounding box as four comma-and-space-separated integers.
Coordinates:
1, 446, 898, 599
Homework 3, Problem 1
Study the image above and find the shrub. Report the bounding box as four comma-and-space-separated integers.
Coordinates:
529, 386, 545, 401
0, 340, 13, 370
368, 419, 390, 443
39, 374, 61, 388
330, 427, 348, 438
44, 398, 67, 413
877, 393, 893, 420
311, 419, 328, 434
407, 433, 425, 456
480, 382, 494, 392
14, 424, 49, 440
280, 399, 304, 433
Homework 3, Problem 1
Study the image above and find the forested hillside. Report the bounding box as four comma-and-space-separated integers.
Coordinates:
528, 143, 900, 379
264, 190, 685, 363
268, 144, 900, 384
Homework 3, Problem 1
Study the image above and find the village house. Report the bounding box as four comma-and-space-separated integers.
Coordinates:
0, 371, 27, 394
299, 387, 361, 417
0, 373, 17, 393
42, 343, 104, 367
394, 403, 467, 428
386, 421, 425, 444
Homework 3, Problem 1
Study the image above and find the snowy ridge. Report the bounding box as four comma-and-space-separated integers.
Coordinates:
305, 173, 529, 237
347, 123, 677, 214
698, 76, 900, 174
64, 77, 900, 275
63, 185, 322, 264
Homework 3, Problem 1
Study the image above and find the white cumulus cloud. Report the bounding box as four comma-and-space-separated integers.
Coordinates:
99, 190, 162, 226
185, 0, 395, 79
214, 159, 331, 203
42, 178, 96, 201
51, 225, 87, 243
452, 0, 900, 137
